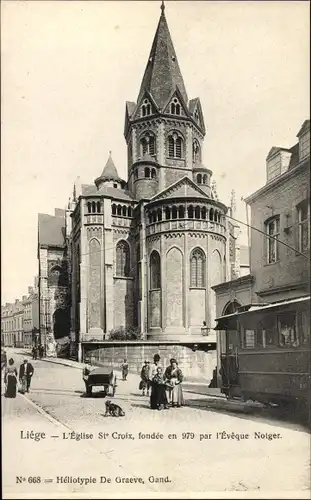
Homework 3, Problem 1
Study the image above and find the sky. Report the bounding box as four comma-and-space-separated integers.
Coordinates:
1, 0, 310, 304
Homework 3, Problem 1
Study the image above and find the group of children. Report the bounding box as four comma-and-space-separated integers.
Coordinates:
89, 355, 184, 411
140, 354, 184, 410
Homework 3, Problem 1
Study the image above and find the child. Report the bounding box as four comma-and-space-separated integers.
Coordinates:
121, 359, 129, 381
140, 360, 151, 396
150, 366, 169, 410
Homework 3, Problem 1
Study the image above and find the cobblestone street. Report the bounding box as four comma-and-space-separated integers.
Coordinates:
2, 349, 310, 498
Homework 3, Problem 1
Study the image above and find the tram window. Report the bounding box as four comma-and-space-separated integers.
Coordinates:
266, 327, 278, 347
243, 329, 255, 349
256, 329, 265, 347
278, 312, 298, 347
300, 311, 309, 345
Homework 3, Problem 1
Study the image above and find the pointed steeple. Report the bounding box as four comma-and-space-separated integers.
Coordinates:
137, 2, 188, 110
95, 151, 122, 189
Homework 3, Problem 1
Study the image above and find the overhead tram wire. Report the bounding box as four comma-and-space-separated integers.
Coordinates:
225, 214, 310, 261
67, 213, 310, 262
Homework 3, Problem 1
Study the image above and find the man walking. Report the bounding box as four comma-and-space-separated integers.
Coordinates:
32, 345, 38, 360
19, 358, 34, 393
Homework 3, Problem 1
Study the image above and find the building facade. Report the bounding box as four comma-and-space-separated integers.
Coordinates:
212, 119, 310, 382
37, 209, 71, 355
67, 5, 242, 354
1, 278, 40, 348
22, 285, 40, 347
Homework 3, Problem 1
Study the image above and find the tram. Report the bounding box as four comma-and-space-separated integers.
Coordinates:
215, 296, 310, 411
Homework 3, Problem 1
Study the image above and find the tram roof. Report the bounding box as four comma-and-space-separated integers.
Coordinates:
215, 295, 310, 329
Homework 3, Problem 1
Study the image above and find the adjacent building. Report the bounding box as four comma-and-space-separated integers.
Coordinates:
1, 279, 39, 347
37, 209, 70, 355
22, 285, 40, 347
213, 119, 310, 385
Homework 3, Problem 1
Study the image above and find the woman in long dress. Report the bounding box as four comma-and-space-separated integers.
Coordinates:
4, 358, 18, 398
150, 367, 169, 410
165, 359, 184, 407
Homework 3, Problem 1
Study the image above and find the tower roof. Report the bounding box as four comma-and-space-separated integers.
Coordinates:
137, 2, 188, 110
95, 152, 122, 187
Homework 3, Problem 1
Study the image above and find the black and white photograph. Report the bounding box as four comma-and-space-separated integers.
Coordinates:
1, 0, 310, 498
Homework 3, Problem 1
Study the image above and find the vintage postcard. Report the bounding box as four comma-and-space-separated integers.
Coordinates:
1, 0, 310, 498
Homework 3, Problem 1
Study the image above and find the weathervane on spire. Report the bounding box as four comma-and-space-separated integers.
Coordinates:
161, 0, 165, 14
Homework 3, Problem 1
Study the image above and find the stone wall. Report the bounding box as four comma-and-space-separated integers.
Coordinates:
113, 278, 134, 329
85, 343, 216, 383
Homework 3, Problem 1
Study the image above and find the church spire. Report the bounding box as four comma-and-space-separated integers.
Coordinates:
137, 2, 188, 110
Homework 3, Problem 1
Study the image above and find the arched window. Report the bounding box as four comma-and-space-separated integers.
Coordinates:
116, 240, 130, 277
179, 205, 185, 218
197, 174, 202, 184
96, 201, 101, 213
190, 248, 206, 288
193, 140, 201, 163
188, 205, 194, 219
122, 206, 127, 217
141, 98, 152, 118
195, 206, 201, 219
152, 211, 157, 223
145, 167, 150, 178
167, 132, 184, 158
201, 206, 207, 219
151, 168, 156, 179
91, 201, 96, 213
209, 208, 214, 221
157, 209, 162, 221
128, 206, 132, 217
214, 210, 218, 222
112, 204, 117, 215
150, 251, 161, 289
117, 205, 122, 216
140, 132, 156, 157
172, 206, 178, 219
87, 202, 92, 213
203, 174, 207, 184
165, 207, 171, 220
170, 97, 181, 115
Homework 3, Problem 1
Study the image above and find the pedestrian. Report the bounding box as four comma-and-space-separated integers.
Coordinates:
150, 353, 161, 379
150, 366, 169, 411
121, 359, 129, 381
139, 360, 151, 396
82, 364, 93, 396
32, 345, 38, 360
39, 344, 44, 359
164, 358, 184, 408
4, 358, 18, 398
19, 358, 34, 394
1, 348, 7, 371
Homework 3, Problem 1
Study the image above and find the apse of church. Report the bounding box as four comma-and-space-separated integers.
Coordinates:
67, 4, 239, 342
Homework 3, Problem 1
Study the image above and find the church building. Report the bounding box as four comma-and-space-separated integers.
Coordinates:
67, 3, 241, 354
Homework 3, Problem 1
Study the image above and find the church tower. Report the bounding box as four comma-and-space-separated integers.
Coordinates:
124, 2, 212, 200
